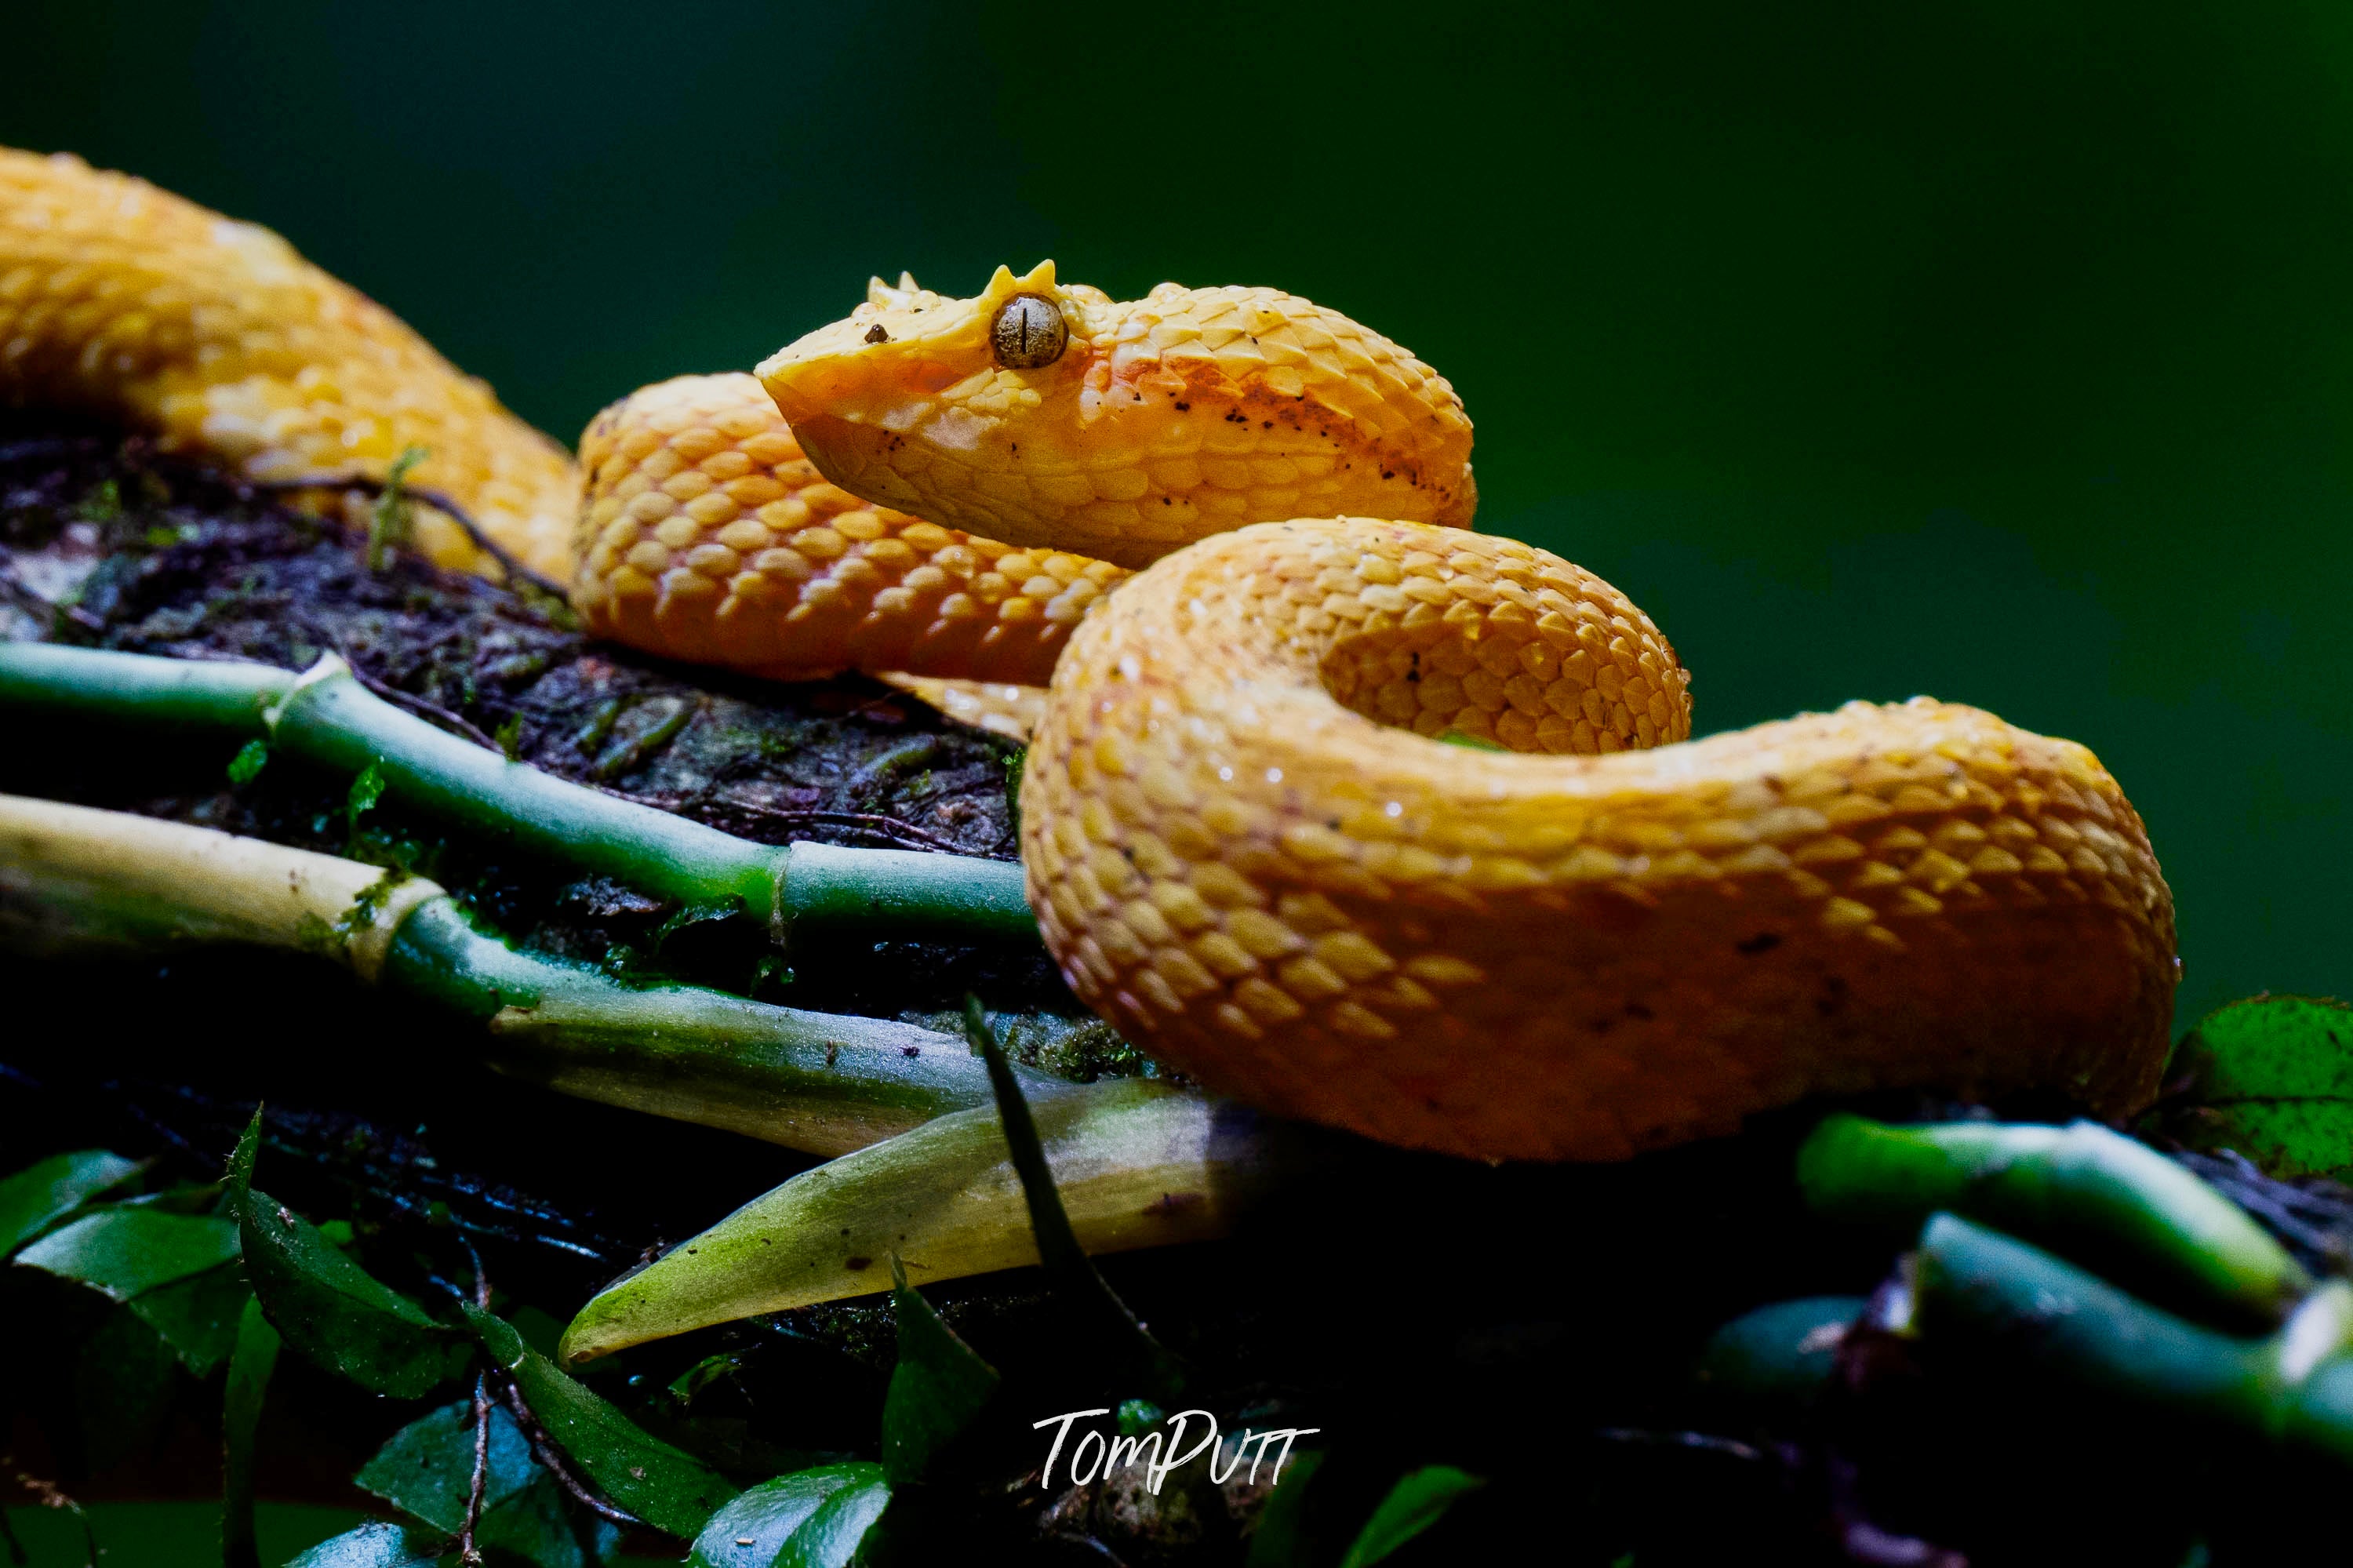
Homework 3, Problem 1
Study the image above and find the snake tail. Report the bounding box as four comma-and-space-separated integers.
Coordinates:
0, 147, 578, 583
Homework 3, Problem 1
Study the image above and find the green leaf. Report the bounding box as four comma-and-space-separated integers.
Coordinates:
1244, 1447, 1326, 1568
14, 1207, 238, 1300
881, 1255, 999, 1484
285, 1521, 446, 1568
76, 1304, 180, 1470
226, 1110, 465, 1397
964, 995, 1184, 1399
464, 1301, 737, 1538
0, 1149, 140, 1253
559, 1077, 1283, 1364
227, 737, 270, 785
223, 1295, 281, 1568
1337, 1465, 1486, 1568
687, 1464, 891, 1568
127, 1261, 253, 1374
1435, 729, 1509, 751
358, 1396, 617, 1568
2165, 995, 2353, 1180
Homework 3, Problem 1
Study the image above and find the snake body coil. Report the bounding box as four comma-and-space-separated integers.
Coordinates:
0, 148, 2178, 1161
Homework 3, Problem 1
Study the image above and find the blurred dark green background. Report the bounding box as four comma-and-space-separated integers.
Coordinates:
8, 0, 2351, 1025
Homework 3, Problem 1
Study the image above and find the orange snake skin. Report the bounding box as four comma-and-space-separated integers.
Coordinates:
0, 148, 2179, 1161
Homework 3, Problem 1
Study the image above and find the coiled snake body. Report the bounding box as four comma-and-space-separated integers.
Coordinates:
0, 149, 2178, 1161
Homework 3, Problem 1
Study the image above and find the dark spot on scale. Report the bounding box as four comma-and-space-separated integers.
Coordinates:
1326, 818, 1340, 830
864, 324, 889, 344
1175, 401, 1191, 410
1262, 420, 1273, 429
902, 1045, 921, 1057
1737, 933, 1782, 955
846, 1256, 872, 1271
1382, 470, 1395, 480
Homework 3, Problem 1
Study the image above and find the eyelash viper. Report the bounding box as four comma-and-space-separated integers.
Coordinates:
0, 147, 2178, 1161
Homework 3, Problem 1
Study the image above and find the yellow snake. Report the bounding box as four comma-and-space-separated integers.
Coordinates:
0, 149, 2179, 1161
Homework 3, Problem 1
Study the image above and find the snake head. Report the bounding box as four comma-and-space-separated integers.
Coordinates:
758, 262, 1475, 569
758, 260, 1102, 527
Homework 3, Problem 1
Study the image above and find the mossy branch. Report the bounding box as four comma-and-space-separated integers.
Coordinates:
0, 643, 1035, 949
1798, 1113, 2311, 1332
0, 793, 1053, 1155
1910, 1213, 2353, 1461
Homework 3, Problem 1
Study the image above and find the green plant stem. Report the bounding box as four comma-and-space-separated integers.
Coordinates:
1798, 1113, 2310, 1332
1912, 1213, 2353, 1461
1690, 1296, 1867, 1414
0, 642, 1035, 948
0, 792, 1046, 1155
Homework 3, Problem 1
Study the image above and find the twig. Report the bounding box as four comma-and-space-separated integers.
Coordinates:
1591, 1427, 1765, 1464
1825, 1456, 1967, 1568
340, 658, 507, 755
0, 435, 100, 467
0, 561, 105, 633
600, 781, 977, 855
492, 1376, 640, 1529
709, 803, 975, 855
460, 1373, 492, 1566
244, 472, 566, 599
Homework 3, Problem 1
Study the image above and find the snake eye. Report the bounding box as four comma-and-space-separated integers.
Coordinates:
991, 294, 1067, 369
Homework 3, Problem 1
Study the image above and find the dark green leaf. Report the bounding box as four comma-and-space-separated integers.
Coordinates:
227, 1111, 465, 1397
358, 1396, 616, 1568
285, 1521, 446, 1568
963, 995, 1184, 1399
881, 1255, 998, 1485
14, 1207, 238, 1300
1244, 1447, 1326, 1568
777, 1473, 893, 1568
0, 1150, 140, 1254
75, 1305, 179, 1470
223, 1296, 281, 1568
127, 1261, 253, 1374
688, 1464, 892, 1568
2164, 995, 2353, 1180
1337, 1465, 1486, 1568
464, 1301, 737, 1538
